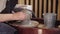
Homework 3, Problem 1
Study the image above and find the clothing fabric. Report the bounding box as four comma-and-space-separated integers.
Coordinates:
0, 0, 7, 12
0, 0, 18, 34
0, 23, 16, 34
1, 0, 18, 13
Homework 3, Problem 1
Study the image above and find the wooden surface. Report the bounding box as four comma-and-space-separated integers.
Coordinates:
16, 26, 60, 34
10, 24, 60, 34
17, 27, 38, 34
42, 28, 60, 34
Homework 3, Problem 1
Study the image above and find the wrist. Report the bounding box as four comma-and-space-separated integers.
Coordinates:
12, 13, 18, 20
12, 13, 21, 20
8, 14, 15, 20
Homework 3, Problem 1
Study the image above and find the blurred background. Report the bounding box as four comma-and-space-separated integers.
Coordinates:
18, 0, 60, 21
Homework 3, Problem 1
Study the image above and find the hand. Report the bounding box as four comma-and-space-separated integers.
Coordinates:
13, 12, 26, 20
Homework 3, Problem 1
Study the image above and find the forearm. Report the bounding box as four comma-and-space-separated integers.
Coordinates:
0, 12, 26, 22
0, 14, 14, 22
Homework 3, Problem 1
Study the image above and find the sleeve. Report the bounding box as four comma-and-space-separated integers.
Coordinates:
1, 0, 18, 13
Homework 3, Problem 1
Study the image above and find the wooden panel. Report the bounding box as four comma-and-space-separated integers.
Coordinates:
31, 0, 33, 5
53, 0, 56, 13
31, 0, 33, 11
43, 0, 46, 14
39, 0, 42, 18
48, 0, 51, 13
18, 0, 24, 4
35, 0, 38, 17
26, 0, 29, 5
57, 0, 60, 20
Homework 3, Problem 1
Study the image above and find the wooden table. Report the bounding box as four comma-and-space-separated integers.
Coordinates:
10, 24, 60, 34
17, 27, 60, 34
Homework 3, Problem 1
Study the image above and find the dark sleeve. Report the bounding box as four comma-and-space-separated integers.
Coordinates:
1, 0, 18, 13
0, 0, 18, 24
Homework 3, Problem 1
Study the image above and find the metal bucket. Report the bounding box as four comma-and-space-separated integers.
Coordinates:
43, 13, 56, 28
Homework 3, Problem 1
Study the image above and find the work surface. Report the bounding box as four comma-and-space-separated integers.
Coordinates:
10, 24, 60, 34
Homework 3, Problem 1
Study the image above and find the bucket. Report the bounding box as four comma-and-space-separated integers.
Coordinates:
43, 13, 56, 28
